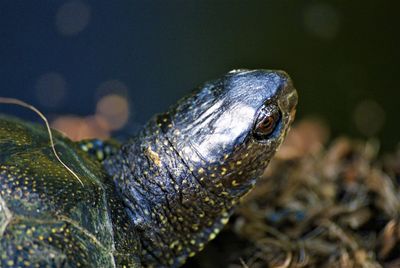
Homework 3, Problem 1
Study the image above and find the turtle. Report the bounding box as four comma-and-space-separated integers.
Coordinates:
0, 69, 298, 267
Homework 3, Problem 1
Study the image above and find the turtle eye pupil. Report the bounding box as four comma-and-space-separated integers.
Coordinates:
253, 105, 281, 139
257, 116, 275, 133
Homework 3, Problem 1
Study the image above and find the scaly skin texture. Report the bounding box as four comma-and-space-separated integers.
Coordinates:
105, 70, 298, 266
0, 69, 297, 267
0, 117, 142, 267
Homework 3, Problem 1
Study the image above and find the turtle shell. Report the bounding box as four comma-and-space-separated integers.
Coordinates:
0, 115, 139, 267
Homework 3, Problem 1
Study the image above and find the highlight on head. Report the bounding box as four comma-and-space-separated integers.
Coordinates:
161, 69, 298, 198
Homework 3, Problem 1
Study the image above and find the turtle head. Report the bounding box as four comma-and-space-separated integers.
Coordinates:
106, 69, 297, 266
163, 69, 298, 199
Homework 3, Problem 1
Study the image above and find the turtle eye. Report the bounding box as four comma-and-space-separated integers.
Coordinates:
253, 105, 281, 139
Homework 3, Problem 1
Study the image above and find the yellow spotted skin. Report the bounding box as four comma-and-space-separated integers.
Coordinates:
0, 70, 297, 268
78, 139, 120, 162
104, 70, 297, 267
0, 116, 140, 268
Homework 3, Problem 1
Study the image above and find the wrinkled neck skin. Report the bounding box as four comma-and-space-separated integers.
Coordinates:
104, 117, 272, 267
103, 70, 296, 267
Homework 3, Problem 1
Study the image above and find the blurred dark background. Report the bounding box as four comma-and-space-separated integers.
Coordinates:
0, 1, 398, 150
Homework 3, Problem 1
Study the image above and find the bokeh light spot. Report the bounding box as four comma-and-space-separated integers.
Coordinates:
55, 1, 91, 36
50, 80, 131, 141
51, 115, 110, 141
35, 72, 67, 108
303, 3, 340, 40
353, 100, 385, 137
96, 94, 130, 130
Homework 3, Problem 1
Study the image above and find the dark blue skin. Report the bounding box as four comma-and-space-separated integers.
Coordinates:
105, 69, 297, 266
0, 69, 297, 267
